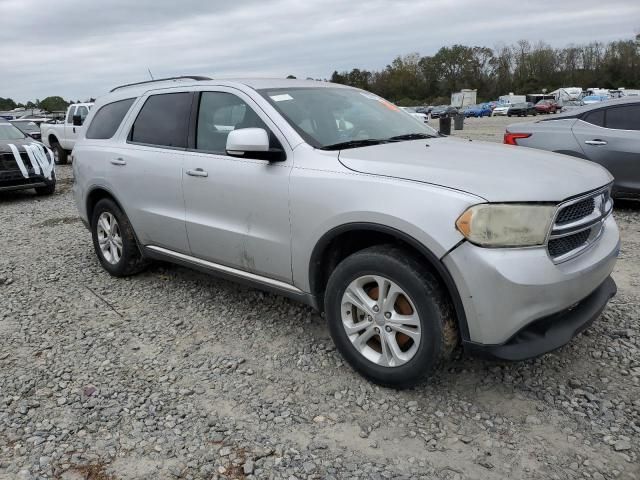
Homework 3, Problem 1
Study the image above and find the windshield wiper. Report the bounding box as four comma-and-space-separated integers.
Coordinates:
319, 139, 389, 151
387, 133, 437, 141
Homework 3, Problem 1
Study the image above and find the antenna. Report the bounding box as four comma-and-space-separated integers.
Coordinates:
147, 69, 155, 80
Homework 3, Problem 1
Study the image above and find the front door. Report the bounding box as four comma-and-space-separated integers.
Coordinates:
182, 89, 293, 282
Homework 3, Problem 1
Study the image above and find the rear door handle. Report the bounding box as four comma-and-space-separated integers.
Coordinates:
186, 168, 208, 177
585, 140, 607, 146
110, 158, 127, 166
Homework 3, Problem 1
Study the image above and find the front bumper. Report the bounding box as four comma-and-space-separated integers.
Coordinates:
0, 170, 50, 192
464, 276, 616, 360
443, 215, 619, 348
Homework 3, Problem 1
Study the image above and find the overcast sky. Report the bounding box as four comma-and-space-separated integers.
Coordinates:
1, 0, 639, 103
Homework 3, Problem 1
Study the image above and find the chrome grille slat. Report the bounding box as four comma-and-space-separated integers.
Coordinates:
547, 187, 612, 263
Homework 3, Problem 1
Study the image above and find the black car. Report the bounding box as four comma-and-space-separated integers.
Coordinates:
10, 120, 42, 140
0, 121, 56, 195
507, 102, 537, 117
430, 105, 458, 118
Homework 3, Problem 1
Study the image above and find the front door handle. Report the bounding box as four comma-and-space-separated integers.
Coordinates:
110, 158, 127, 166
585, 140, 608, 146
186, 168, 208, 177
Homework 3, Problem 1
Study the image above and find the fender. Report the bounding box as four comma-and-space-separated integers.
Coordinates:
309, 222, 470, 341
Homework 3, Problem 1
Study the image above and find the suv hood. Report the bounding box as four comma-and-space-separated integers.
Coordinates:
338, 137, 612, 202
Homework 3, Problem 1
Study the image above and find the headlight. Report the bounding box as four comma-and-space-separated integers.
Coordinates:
456, 204, 556, 247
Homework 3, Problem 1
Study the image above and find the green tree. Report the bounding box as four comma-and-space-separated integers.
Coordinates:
39, 96, 69, 112
0, 97, 17, 110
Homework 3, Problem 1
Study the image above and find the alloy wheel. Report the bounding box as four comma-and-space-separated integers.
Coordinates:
96, 212, 123, 265
341, 275, 421, 367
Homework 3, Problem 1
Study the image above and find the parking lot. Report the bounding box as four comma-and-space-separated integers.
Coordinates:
0, 116, 638, 480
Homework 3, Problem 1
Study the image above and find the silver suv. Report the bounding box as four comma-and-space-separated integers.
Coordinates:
73, 77, 620, 387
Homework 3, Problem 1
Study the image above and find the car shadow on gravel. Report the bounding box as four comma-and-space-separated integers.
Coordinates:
0, 189, 38, 203
614, 199, 640, 211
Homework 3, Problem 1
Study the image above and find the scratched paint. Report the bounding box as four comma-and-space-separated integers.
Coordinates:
6, 143, 55, 180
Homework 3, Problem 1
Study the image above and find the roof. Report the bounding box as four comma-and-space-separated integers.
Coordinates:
549, 96, 640, 120
104, 77, 347, 100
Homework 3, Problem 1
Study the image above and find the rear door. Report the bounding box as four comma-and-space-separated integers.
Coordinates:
108, 92, 193, 252
572, 104, 640, 195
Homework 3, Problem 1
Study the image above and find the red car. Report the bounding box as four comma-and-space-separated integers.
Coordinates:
534, 99, 559, 114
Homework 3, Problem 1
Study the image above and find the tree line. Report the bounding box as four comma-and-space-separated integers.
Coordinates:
0, 96, 92, 113
330, 37, 640, 105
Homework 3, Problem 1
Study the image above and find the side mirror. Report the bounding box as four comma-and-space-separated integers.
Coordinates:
226, 128, 285, 162
72, 114, 83, 126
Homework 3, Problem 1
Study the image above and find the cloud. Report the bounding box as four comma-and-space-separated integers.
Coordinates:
1, 0, 638, 102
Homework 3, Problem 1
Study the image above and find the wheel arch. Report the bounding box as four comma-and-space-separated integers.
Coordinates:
85, 186, 147, 258
85, 186, 127, 226
48, 134, 59, 146
308, 222, 470, 340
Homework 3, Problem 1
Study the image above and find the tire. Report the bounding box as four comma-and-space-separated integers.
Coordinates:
90, 198, 149, 277
324, 245, 458, 388
35, 171, 56, 196
52, 142, 68, 165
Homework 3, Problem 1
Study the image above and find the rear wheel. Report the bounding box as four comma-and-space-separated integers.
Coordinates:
52, 143, 68, 165
91, 198, 149, 277
324, 245, 457, 388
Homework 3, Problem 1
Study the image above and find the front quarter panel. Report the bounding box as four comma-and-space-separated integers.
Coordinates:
290, 144, 481, 292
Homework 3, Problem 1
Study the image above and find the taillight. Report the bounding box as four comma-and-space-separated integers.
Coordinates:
504, 132, 531, 145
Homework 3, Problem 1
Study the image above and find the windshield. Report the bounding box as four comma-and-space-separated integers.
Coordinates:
0, 124, 27, 140
260, 87, 438, 149
12, 121, 39, 133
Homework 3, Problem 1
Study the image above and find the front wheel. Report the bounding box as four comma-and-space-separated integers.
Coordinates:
324, 245, 458, 388
53, 143, 68, 165
35, 171, 56, 196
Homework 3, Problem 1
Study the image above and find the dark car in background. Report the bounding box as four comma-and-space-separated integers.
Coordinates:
430, 105, 458, 118
508, 102, 537, 117
0, 121, 56, 195
505, 97, 640, 199
534, 99, 559, 114
10, 120, 42, 140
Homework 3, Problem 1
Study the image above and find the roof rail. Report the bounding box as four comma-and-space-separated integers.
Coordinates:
110, 76, 212, 93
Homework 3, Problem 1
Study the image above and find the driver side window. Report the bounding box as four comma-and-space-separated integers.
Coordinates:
196, 92, 278, 154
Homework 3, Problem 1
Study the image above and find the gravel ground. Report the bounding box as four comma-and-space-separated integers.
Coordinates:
1, 117, 639, 480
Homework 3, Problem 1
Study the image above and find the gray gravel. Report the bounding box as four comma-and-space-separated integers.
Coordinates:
1, 123, 639, 479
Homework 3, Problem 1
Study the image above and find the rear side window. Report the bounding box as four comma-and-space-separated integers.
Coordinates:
583, 109, 604, 127
605, 105, 640, 131
129, 92, 192, 148
86, 98, 135, 139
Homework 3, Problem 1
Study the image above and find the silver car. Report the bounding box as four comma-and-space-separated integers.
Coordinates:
505, 97, 640, 199
72, 77, 619, 387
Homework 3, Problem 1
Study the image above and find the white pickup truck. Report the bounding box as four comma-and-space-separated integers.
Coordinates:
41, 103, 93, 164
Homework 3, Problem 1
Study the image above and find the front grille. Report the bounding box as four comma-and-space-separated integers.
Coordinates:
548, 230, 590, 257
547, 187, 612, 263
555, 197, 595, 224
0, 151, 43, 186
